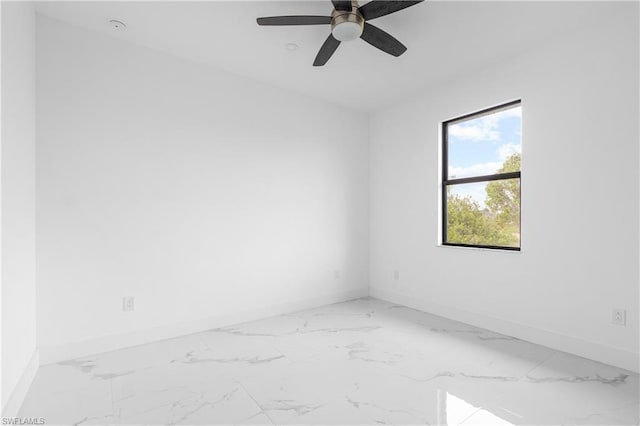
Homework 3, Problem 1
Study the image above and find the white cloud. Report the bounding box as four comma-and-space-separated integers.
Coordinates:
449, 124, 499, 141
495, 106, 521, 119
449, 118, 500, 141
497, 142, 521, 160
449, 161, 502, 178
449, 106, 521, 143
450, 142, 520, 178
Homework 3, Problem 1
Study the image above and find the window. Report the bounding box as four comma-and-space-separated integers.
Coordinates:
442, 101, 521, 250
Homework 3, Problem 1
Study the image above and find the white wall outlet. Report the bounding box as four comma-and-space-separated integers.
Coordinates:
393, 270, 400, 281
122, 296, 135, 312
612, 308, 626, 326
334, 269, 340, 280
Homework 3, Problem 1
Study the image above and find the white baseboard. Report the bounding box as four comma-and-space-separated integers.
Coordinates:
370, 286, 639, 373
40, 288, 368, 365
2, 349, 39, 417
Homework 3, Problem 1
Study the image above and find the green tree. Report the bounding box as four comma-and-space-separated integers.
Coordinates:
485, 153, 520, 246
486, 153, 520, 227
446, 193, 501, 245
446, 153, 520, 247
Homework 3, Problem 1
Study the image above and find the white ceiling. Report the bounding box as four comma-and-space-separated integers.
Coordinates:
35, 1, 625, 111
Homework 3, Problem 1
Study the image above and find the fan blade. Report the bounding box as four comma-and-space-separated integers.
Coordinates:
360, 23, 407, 56
256, 16, 332, 26
332, 0, 353, 11
359, 0, 424, 20
313, 34, 341, 66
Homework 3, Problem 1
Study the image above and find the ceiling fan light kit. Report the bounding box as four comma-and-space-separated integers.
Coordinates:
256, 0, 424, 66
331, 8, 364, 42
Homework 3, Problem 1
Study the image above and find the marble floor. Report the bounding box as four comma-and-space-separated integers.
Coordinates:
19, 298, 639, 425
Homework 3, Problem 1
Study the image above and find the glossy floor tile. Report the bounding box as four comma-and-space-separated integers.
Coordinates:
19, 298, 639, 425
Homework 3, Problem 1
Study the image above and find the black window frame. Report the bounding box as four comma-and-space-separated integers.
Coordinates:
442, 100, 522, 251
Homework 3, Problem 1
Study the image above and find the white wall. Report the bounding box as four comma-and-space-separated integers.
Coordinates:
36, 16, 369, 360
369, 5, 639, 372
1, 1, 39, 414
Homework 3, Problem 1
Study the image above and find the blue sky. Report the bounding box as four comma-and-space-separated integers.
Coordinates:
448, 105, 521, 178
447, 105, 521, 207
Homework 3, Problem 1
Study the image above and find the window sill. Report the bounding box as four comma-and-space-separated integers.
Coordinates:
438, 244, 521, 253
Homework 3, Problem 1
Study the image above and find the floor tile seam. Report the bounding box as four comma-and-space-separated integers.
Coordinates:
236, 381, 276, 425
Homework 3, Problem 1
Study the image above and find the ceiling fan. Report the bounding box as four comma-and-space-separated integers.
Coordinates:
257, 0, 424, 66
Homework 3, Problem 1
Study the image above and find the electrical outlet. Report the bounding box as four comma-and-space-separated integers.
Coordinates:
612, 308, 626, 326
122, 297, 135, 312
393, 270, 400, 281
334, 269, 341, 280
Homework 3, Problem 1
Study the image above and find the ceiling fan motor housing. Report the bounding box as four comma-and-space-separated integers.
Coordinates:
331, 7, 364, 42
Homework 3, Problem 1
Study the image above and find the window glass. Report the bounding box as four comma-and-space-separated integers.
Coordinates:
443, 101, 521, 250
447, 106, 521, 179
